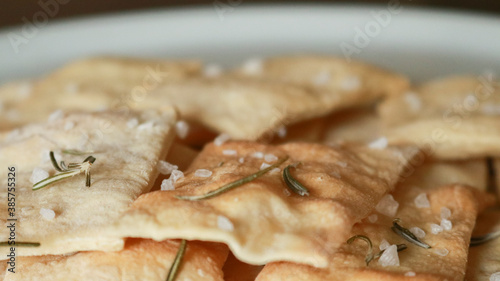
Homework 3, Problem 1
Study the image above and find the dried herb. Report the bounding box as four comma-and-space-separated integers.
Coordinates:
470, 230, 500, 247
166, 239, 187, 281
283, 162, 309, 196
176, 157, 288, 201
62, 149, 94, 155
391, 219, 431, 249
33, 151, 96, 190
0, 241, 40, 247
347, 235, 407, 266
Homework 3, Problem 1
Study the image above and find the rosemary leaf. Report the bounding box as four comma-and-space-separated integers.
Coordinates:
49, 151, 64, 172
470, 230, 500, 247
176, 157, 288, 201
0, 241, 40, 247
62, 149, 94, 155
283, 162, 309, 196
391, 219, 431, 249
32, 170, 80, 190
347, 235, 374, 265
166, 239, 187, 281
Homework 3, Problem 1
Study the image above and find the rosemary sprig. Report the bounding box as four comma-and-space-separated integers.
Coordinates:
166, 239, 187, 281
347, 235, 374, 265
0, 241, 40, 247
283, 162, 309, 196
347, 235, 407, 265
176, 157, 288, 201
62, 149, 94, 155
391, 219, 431, 249
33, 151, 96, 190
470, 230, 500, 247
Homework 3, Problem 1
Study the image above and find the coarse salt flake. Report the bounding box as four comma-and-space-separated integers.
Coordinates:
251, 152, 264, 158
39, 208, 55, 220
126, 118, 139, 129
404, 92, 422, 112
490, 272, 500, 281
440, 207, 451, 219
170, 170, 184, 183
30, 168, 49, 184
203, 63, 223, 78
264, 153, 278, 162
238, 157, 245, 164
313, 70, 331, 86
48, 110, 64, 122
270, 168, 281, 174
336, 161, 348, 168
276, 126, 287, 138
378, 244, 400, 267
434, 248, 449, 256
217, 215, 234, 231
405, 271, 416, 277
375, 194, 399, 217
195, 169, 212, 178
260, 163, 271, 170
175, 120, 190, 139
214, 133, 230, 146
368, 214, 378, 223
410, 227, 426, 238
197, 269, 205, 277
18, 82, 32, 98
379, 239, 390, 251
161, 179, 175, 191
368, 137, 388, 150
414, 193, 430, 208
157, 160, 178, 175
430, 223, 443, 234
222, 149, 237, 156
137, 121, 155, 130
64, 121, 75, 131
340, 76, 361, 91
242, 58, 263, 75
440, 218, 452, 231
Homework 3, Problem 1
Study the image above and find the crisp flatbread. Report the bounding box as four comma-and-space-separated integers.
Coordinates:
106, 141, 417, 267
257, 161, 494, 281
223, 252, 264, 281
322, 108, 381, 145
465, 210, 500, 281
3, 239, 228, 281
379, 75, 500, 159
0, 109, 177, 257
0, 57, 199, 131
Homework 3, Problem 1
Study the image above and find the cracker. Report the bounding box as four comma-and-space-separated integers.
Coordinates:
223, 252, 264, 281
465, 210, 500, 281
379, 75, 500, 159
0, 109, 177, 257
4, 239, 228, 281
322, 108, 381, 145
106, 141, 417, 267
257, 161, 494, 281
0, 57, 199, 131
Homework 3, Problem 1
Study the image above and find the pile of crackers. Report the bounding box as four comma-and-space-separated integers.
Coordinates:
0, 55, 499, 280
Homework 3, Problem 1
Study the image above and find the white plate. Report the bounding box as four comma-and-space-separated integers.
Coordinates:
0, 4, 499, 84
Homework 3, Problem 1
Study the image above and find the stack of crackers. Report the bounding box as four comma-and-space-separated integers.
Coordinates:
0, 55, 498, 280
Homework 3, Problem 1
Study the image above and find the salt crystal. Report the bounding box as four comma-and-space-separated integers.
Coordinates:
64, 121, 75, 131
330, 171, 341, 179
238, 157, 245, 164
203, 63, 223, 78
48, 110, 64, 122
440, 207, 451, 219
251, 152, 264, 158
379, 239, 390, 251
410, 227, 426, 238
405, 271, 416, 277
170, 170, 184, 183
175, 120, 190, 139
430, 223, 443, 234
242, 58, 263, 75
197, 269, 205, 277
39, 208, 55, 220
336, 161, 348, 168
137, 121, 155, 130
30, 168, 49, 184
440, 218, 452, 231
368, 137, 388, 150
195, 169, 212, 178
276, 126, 287, 138
214, 133, 230, 146
217, 215, 234, 231
368, 214, 378, 223
378, 244, 399, 267
18, 82, 32, 98
404, 92, 422, 112
264, 153, 278, 162
490, 272, 500, 281
434, 248, 449, 256
414, 193, 430, 208
313, 71, 331, 86
160, 179, 175, 191
260, 163, 271, 170
157, 160, 178, 175
375, 194, 399, 217
270, 168, 281, 174
127, 118, 139, 128
222, 149, 237, 156
340, 76, 361, 91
